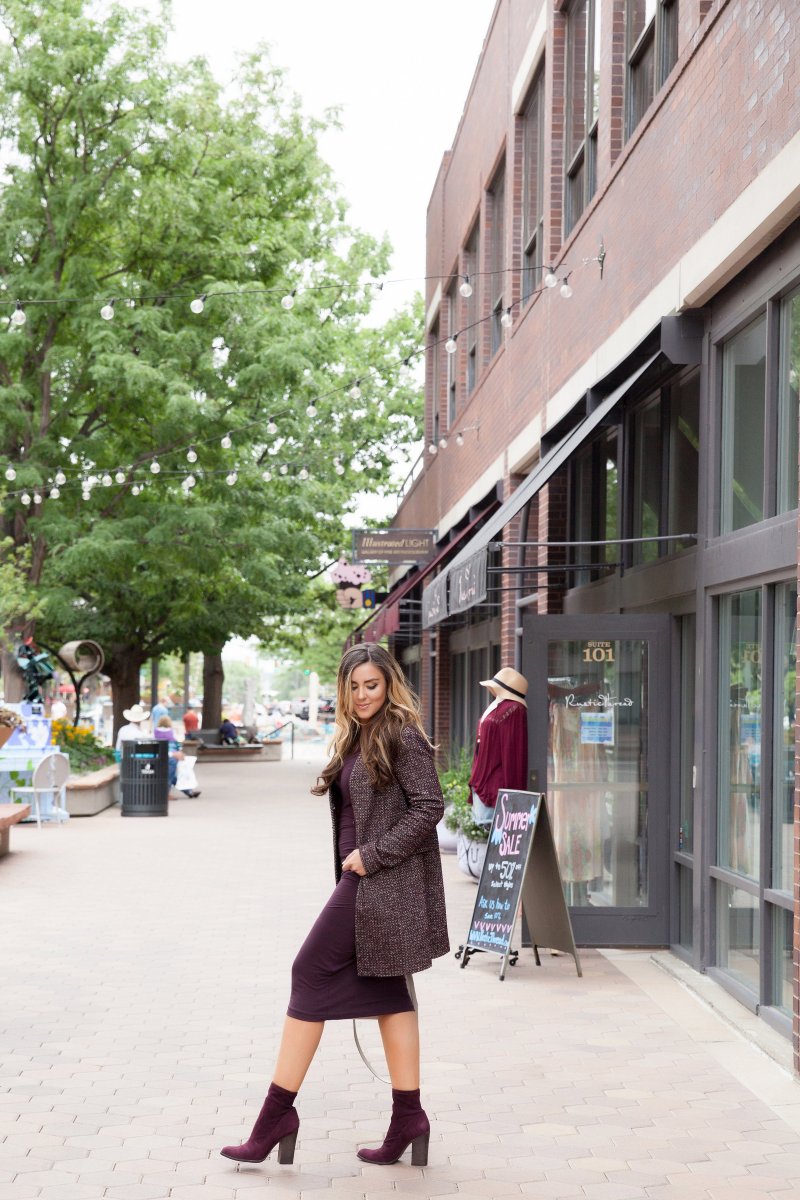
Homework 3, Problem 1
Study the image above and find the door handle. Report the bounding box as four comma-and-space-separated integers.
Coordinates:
530, 769, 539, 791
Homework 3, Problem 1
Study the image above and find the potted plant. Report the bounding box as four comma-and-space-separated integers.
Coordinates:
437, 750, 491, 878
0, 706, 26, 750
437, 748, 472, 854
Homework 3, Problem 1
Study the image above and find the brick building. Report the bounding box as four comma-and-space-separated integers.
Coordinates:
352, 0, 800, 1064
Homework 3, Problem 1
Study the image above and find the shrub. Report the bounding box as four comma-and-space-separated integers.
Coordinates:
51, 719, 116, 774
438, 746, 490, 843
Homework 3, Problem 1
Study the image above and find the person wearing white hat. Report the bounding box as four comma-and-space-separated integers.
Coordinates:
115, 703, 151, 752
468, 667, 529, 823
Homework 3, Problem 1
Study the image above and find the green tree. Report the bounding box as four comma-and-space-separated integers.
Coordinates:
0, 0, 422, 729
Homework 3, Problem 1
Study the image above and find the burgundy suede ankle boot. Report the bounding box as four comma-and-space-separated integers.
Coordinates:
357, 1087, 430, 1166
220, 1082, 299, 1165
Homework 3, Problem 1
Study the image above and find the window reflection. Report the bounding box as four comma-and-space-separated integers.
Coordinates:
717, 590, 761, 881
721, 316, 766, 532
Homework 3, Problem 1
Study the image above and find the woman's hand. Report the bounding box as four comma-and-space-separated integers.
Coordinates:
341, 849, 366, 876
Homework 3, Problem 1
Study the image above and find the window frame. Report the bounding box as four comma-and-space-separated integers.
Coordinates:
446, 281, 458, 427
522, 64, 546, 305
464, 223, 481, 395
489, 163, 506, 357
625, 0, 680, 141
565, 0, 601, 236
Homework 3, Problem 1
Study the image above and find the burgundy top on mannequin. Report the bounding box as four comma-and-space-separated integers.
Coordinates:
468, 698, 528, 806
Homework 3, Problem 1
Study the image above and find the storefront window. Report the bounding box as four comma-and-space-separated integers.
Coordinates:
667, 371, 699, 549
717, 590, 761, 881
716, 881, 760, 994
679, 615, 695, 853
632, 398, 661, 564
771, 907, 793, 1016
772, 583, 796, 893
720, 316, 766, 532
778, 289, 800, 513
678, 865, 693, 951
451, 652, 466, 753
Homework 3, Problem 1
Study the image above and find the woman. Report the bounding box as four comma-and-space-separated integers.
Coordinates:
220, 644, 449, 1169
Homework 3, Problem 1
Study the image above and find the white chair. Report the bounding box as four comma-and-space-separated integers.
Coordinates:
9, 752, 71, 829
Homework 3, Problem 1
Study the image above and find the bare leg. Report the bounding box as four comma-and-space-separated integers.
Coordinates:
272, 1016, 325, 1092
377, 1011, 420, 1090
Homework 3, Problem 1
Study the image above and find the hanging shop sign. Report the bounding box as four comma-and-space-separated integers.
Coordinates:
455, 790, 582, 980
352, 529, 436, 565
449, 548, 487, 614
421, 571, 448, 628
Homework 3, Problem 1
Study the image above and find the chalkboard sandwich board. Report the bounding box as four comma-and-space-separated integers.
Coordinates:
456, 790, 582, 980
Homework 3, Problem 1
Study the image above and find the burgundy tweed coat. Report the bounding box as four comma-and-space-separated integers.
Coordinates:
327, 725, 450, 977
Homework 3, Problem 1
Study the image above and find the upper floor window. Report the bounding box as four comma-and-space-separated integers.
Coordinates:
429, 320, 441, 446
626, 0, 679, 139
446, 282, 457, 426
465, 223, 481, 394
489, 164, 506, 357
522, 66, 545, 304
565, 0, 601, 236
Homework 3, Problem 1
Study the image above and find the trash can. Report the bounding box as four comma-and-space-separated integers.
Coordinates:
120, 739, 169, 816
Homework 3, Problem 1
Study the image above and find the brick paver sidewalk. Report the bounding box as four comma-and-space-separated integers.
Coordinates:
2, 754, 800, 1199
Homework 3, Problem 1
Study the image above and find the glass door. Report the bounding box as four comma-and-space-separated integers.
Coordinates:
523, 614, 671, 945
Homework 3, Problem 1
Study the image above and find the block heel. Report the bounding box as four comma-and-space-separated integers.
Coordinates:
277, 1127, 298, 1164
410, 1131, 429, 1166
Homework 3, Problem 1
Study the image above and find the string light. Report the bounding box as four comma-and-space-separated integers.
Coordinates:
115, 470, 126, 483
150, 460, 161, 474
10, 302, 26, 327
281, 290, 296, 310
279, 464, 289, 475
50, 486, 60, 498
100, 300, 115, 321
459, 275, 473, 298
349, 381, 362, 401
560, 277, 573, 299
456, 433, 464, 447
500, 307, 513, 328
32, 492, 41, 504
544, 270, 558, 289
445, 334, 457, 354
183, 474, 196, 489
439, 437, 447, 449
54, 469, 66, 486
262, 469, 272, 482
226, 471, 238, 486
266, 421, 277, 436
428, 443, 438, 456
190, 294, 207, 314
298, 467, 309, 481
186, 448, 197, 463
4, 467, 16, 481
306, 403, 317, 417
20, 493, 30, 505
131, 484, 141, 495
220, 433, 232, 449
101, 474, 113, 487
82, 489, 91, 501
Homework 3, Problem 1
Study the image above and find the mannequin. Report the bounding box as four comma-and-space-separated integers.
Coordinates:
468, 667, 529, 822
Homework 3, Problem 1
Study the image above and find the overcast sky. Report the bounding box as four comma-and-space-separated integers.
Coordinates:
158, 0, 496, 319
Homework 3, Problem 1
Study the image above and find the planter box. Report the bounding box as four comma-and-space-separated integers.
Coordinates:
66, 764, 120, 816
195, 742, 282, 764
437, 807, 458, 854
456, 830, 488, 881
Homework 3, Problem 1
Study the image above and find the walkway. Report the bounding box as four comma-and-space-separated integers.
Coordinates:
2, 753, 800, 1199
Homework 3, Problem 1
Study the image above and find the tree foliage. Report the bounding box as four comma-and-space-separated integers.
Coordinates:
0, 0, 422, 723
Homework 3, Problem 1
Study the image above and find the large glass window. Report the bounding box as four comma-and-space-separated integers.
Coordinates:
667, 372, 700, 551
778, 289, 800, 512
772, 907, 793, 1016
720, 315, 767, 533
568, 431, 618, 583
489, 166, 506, 356
626, 0, 679, 140
716, 881, 760, 994
446, 283, 457, 426
772, 583, 796, 894
565, 0, 601, 235
632, 399, 662, 564
717, 589, 762, 882
522, 66, 545, 303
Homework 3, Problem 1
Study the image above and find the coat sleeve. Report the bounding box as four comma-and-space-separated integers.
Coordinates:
358, 726, 445, 876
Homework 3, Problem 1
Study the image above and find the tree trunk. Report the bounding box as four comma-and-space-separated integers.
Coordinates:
1, 645, 24, 702
150, 659, 159, 708
202, 650, 224, 729
105, 646, 145, 741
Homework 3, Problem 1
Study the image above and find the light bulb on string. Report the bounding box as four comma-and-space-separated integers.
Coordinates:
349, 381, 362, 401
186, 448, 197, 463
279, 464, 289, 476
131, 484, 141, 495
306, 403, 317, 417
184, 474, 196, 489
544, 269, 558, 289
262, 469, 272, 483
226, 471, 238, 486
456, 433, 464, 447
150, 460, 161, 475
221, 433, 232, 449
82, 490, 91, 501
33, 492, 42, 504
428, 443, 438, 456
281, 290, 296, 310
459, 275, 473, 298
55, 469, 66, 486
439, 437, 448, 450
190, 294, 207, 314
101, 474, 113, 487
100, 300, 115, 321
20, 493, 31, 506
5, 466, 16, 481
560, 278, 573, 299
336, 462, 345, 475
87, 475, 98, 488
500, 307, 513, 329
298, 467, 309, 481
445, 335, 457, 354
10, 301, 26, 327
50, 486, 60, 499
267, 421, 277, 436
115, 470, 126, 484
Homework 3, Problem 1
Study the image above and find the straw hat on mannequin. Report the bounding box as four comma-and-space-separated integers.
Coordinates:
479, 666, 528, 708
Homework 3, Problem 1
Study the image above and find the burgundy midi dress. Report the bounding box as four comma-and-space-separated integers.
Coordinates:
287, 750, 414, 1022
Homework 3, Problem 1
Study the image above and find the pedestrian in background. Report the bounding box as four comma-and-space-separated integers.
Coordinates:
115, 703, 150, 752
220, 644, 448, 1170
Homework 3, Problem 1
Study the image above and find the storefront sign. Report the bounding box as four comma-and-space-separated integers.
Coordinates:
580, 710, 614, 745
449, 549, 487, 613
457, 790, 582, 980
352, 529, 436, 564
421, 571, 448, 628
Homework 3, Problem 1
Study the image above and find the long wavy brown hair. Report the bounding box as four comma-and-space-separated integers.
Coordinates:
311, 644, 431, 794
